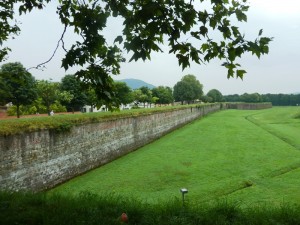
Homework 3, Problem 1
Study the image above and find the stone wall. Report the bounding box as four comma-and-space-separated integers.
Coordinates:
0, 104, 221, 191
226, 102, 272, 110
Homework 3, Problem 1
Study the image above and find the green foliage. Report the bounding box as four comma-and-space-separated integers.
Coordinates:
60, 75, 87, 112
6, 101, 67, 116
51, 122, 72, 133
240, 92, 262, 102
207, 89, 224, 102
200, 95, 212, 103
0, 0, 272, 109
36, 80, 61, 115
113, 81, 133, 105
131, 87, 153, 107
7, 105, 37, 116
0, 62, 38, 118
262, 93, 300, 106
173, 74, 203, 103
84, 88, 102, 112
152, 86, 174, 105
224, 92, 299, 106
139, 86, 153, 106
49, 101, 67, 113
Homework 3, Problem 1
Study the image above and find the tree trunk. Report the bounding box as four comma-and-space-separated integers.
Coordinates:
47, 103, 50, 116
16, 104, 20, 118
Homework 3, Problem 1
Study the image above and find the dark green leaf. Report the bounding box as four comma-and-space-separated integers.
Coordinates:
236, 69, 247, 79
235, 9, 247, 22
114, 36, 123, 44
200, 26, 208, 36
228, 47, 236, 62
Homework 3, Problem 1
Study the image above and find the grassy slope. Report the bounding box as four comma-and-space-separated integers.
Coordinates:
51, 107, 300, 207
226, 107, 300, 206
246, 106, 300, 150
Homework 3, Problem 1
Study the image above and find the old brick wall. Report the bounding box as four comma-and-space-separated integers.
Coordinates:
0, 104, 221, 191
226, 102, 272, 110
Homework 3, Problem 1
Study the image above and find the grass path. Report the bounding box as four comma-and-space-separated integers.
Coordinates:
50, 107, 300, 206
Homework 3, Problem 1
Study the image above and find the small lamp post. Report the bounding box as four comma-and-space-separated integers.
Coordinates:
180, 188, 188, 206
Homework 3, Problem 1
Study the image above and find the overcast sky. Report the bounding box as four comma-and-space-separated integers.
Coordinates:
2, 0, 300, 95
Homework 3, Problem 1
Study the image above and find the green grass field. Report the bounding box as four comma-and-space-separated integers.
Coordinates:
50, 107, 300, 207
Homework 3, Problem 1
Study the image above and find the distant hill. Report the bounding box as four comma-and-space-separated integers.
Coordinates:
118, 78, 156, 90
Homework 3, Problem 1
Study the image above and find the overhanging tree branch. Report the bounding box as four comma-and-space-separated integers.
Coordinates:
27, 24, 68, 71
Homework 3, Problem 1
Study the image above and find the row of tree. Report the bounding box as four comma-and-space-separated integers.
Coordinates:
2, 62, 297, 118
0, 62, 207, 117
224, 93, 300, 106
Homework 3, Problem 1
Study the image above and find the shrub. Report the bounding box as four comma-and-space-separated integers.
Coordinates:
50, 101, 67, 113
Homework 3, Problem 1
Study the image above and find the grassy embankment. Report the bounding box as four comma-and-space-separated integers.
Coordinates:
1, 106, 300, 224
51, 107, 300, 206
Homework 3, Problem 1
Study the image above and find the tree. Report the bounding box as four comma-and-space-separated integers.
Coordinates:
240, 92, 262, 103
0, 0, 272, 109
132, 89, 146, 107
139, 86, 153, 107
36, 80, 61, 115
152, 86, 174, 105
60, 75, 87, 112
0, 62, 37, 118
84, 88, 99, 112
0, 75, 9, 105
224, 93, 300, 106
223, 94, 240, 102
173, 74, 203, 104
113, 81, 133, 105
200, 95, 212, 103
207, 89, 223, 102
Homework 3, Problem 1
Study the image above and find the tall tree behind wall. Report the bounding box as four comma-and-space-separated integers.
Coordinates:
0, 62, 37, 118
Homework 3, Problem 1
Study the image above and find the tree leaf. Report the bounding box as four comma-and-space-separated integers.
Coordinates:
236, 69, 247, 79
114, 36, 123, 44
200, 26, 208, 36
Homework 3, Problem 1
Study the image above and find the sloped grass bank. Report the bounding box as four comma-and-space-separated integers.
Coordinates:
246, 106, 300, 150
1, 192, 300, 225
51, 107, 300, 206
224, 107, 300, 206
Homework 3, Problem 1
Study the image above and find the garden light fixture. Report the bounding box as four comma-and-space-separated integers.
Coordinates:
180, 188, 188, 206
